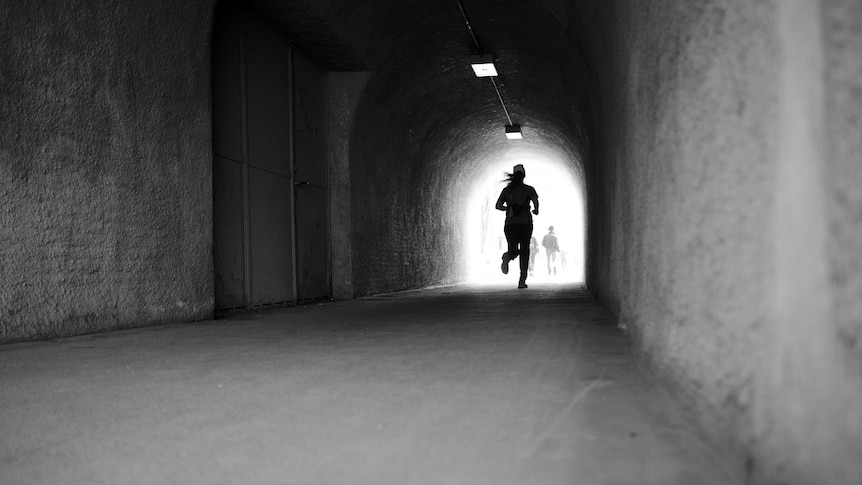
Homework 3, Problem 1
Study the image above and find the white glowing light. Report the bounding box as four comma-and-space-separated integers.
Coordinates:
470, 55, 498, 77
464, 148, 586, 285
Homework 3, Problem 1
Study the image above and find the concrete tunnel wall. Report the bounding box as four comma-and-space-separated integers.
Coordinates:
585, 1, 862, 483
0, 1, 215, 342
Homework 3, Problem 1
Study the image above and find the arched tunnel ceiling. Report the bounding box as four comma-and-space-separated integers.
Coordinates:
250, 0, 594, 177
242, 0, 596, 292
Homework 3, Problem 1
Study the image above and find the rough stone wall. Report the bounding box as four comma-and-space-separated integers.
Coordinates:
822, 0, 862, 389
0, 1, 215, 342
349, 76, 463, 296
587, 0, 862, 482
344, 4, 494, 297
327, 72, 371, 300
751, 1, 862, 482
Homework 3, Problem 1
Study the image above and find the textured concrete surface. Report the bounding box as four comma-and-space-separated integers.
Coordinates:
0, 284, 739, 485
586, 1, 862, 483
588, 0, 777, 445
822, 0, 862, 371
0, 1, 215, 342
327, 72, 371, 300
752, 2, 862, 482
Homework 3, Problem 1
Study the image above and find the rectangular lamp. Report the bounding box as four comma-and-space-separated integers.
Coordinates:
470, 55, 498, 77
505, 124, 522, 139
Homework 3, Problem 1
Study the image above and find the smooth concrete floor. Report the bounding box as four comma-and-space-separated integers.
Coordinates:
0, 283, 739, 484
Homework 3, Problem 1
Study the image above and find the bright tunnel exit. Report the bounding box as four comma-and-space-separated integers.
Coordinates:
465, 146, 585, 284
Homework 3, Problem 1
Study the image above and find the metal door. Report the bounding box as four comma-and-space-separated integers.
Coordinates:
212, 6, 246, 310
212, 9, 295, 310
292, 53, 329, 302
245, 17, 294, 306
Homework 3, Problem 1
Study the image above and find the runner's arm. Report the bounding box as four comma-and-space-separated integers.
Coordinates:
495, 190, 507, 211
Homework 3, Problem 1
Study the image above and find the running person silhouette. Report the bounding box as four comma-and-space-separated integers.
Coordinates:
495, 164, 539, 288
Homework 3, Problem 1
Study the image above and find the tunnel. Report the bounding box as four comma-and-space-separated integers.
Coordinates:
211, 0, 595, 298
1, 0, 861, 483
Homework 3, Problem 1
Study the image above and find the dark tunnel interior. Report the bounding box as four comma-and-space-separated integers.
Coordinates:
227, 0, 593, 296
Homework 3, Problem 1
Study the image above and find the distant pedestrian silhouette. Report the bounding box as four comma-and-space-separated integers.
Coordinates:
528, 236, 539, 276
495, 164, 539, 288
542, 226, 559, 276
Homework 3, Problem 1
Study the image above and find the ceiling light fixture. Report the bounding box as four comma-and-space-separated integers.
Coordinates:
505, 124, 523, 140
470, 54, 497, 77
457, 0, 522, 141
